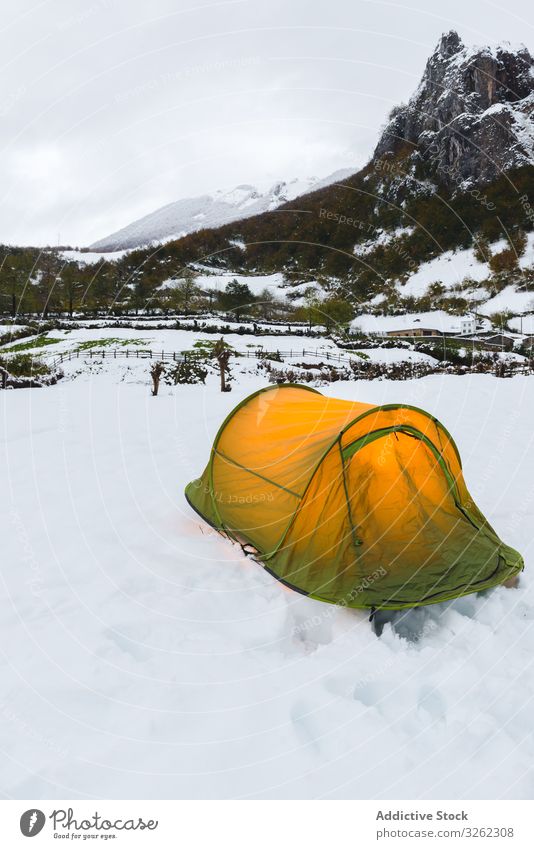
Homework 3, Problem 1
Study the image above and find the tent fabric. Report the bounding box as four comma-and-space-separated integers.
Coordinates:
185, 384, 523, 610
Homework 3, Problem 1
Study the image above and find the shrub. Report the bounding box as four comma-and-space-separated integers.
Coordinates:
164, 360, 208, 385
0, 353, 50, 377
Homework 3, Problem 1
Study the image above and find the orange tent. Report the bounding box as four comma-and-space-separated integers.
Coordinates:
185, 385, 523, 610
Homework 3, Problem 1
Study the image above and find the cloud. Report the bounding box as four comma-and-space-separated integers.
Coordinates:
0, 0, 531, 245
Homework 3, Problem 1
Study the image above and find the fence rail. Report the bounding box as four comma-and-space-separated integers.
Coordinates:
44, 347, 359, 370
30, 345, 534, 378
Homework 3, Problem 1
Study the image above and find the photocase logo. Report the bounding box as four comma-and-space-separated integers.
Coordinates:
20, 809, 46, 837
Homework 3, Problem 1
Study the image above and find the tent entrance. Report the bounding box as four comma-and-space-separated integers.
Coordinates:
342, 424, 458, 501
343, 424, 489, 538
342, 425, 462, 564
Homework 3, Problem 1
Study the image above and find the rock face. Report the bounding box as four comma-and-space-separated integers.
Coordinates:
374, 31, 534, 188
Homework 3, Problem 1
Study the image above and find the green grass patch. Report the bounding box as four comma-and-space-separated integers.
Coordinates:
0, 336, 62, 354
188, 340, 238, 358
75, 338, 149, 351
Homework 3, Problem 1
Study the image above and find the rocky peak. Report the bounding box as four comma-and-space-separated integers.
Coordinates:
374, 32, 534, 188
437, 30, 463, 60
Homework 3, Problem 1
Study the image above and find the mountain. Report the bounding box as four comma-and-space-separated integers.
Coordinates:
113, 32, 532, 297
375, 30, 534, 190
90, 169, 355, 251
5, 33, 533, 323
74, 31, 534, 323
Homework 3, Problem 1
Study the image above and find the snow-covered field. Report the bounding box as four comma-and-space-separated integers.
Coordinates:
1, 354, 534, 800
0, 326, 440, 370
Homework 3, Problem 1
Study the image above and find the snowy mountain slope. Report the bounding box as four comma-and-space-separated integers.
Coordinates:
398, 247, 490, 297
90, 169, 355, 252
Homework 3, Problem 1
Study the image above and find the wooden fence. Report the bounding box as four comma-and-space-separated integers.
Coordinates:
45, 347, 359, 370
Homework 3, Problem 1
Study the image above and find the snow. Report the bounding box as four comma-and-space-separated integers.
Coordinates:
399, 247, 489, 297
1, 363, 533, 800
350, 310, 491, 335
354, 227, 414, 257
89, 168, 355, 252
59, 249, 131, 265
361, 347, 435, 364
0, 327, 341, 363
0, 324, 436, 368
367, 293, 387, 307
193, 271, 286, 297
478, 286, 534, 317
191, 271, 323, 305
509, 314, 534, 334
396, 235, 534, 314
519, 231, 534, 270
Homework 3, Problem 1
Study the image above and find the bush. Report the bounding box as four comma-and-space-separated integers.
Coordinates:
489, 250, 517, 274
164, 360, 208, 385
0, 353, 50, 377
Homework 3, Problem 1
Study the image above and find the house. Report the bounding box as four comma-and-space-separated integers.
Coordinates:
483, 334, 515, 351
385, 327, 442, 338
458, 315, 477, 335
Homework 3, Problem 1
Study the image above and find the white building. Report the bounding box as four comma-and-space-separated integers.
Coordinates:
458, 315, 477, 336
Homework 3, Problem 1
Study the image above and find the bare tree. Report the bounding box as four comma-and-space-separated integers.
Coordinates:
150, 361, 165, 396
212, 337, 232, 392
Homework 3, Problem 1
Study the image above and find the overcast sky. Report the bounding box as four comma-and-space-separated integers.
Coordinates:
0, 0, 532, 247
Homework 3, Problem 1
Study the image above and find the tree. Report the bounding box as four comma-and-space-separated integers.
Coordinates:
473, 235, 492, 264
221, 280, 254, 320
150, 361, 165, 396
108, 256, 144, 313
0, 253, 29, 316
59, 262, 84, 316
293, 289, 322, 329
212, 337, 232, 392
255, 287, 276, 320
164, 271, 201, 314
203, 286, 219, 311
319, 297, 354, 332
35, 250, 62, 317
129, 269, 162, 315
